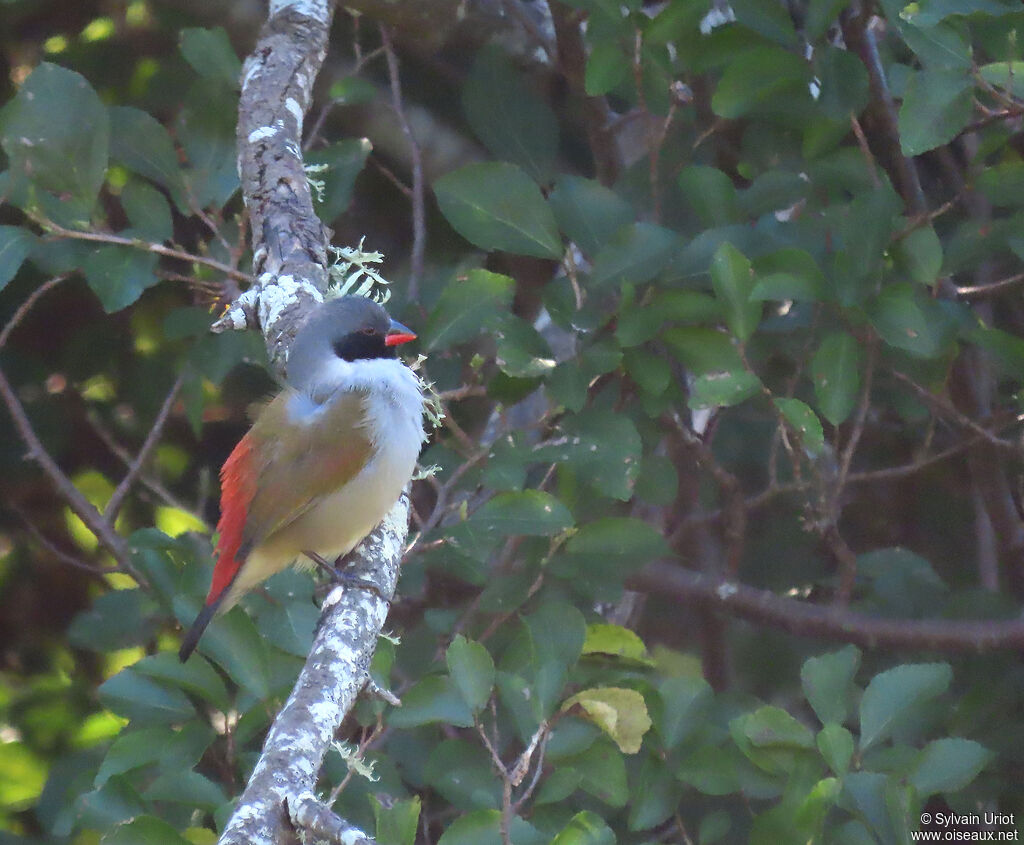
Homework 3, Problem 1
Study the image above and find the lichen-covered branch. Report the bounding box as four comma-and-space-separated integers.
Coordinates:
213, 0, 335, 369
219, 497, 408, 845
216, 3, 413, 842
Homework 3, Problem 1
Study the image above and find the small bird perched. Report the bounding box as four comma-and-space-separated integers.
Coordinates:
179, 296, 425, 661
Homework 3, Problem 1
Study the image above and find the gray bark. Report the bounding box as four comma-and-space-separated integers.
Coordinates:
217, 2, 406, 842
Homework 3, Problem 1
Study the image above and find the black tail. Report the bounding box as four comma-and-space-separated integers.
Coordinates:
178, 599, 222, 662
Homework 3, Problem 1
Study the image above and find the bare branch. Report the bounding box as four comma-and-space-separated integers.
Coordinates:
218, 497, 408, 844
105, 372, 185, 521
0, 366, 141, 582
381, 26, 427, 300
38, 222, 250, 283
0, 274, 69, 350
630, 561, 1024, 653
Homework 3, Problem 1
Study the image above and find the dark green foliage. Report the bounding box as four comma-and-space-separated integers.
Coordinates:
2, 2, 1024, 843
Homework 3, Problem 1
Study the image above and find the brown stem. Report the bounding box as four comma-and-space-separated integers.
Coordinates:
105, 372, 185, 521
381, 26, 427, 300
630, 560, 1024, 652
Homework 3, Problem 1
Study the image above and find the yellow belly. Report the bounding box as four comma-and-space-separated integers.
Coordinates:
220, 445, 414, 609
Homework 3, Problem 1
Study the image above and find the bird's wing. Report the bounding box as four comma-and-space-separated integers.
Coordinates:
206, 388, 374, 605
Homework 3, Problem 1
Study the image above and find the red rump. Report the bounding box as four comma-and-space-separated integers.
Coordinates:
208, 436, 256, 605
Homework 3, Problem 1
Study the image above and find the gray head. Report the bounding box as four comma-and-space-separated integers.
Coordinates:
285, 296, 416, 393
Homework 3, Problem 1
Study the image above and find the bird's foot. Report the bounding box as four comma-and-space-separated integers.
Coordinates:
304, 549, 388, 602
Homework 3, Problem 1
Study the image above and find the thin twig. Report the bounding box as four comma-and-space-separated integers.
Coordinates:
105, 372, 185, 521
86, 408, 204, 520
40, 221, 250, 282
0, 365, 142, 583
11, 504, 120, 580
381, 26, 426, 300
0, 274, 69, 350
956, 271, 1024, 300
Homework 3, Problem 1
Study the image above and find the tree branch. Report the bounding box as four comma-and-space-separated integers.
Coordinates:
381, 26, 427, 301
218, 497, 407, 845
216, 3, 412, 842
630, 560, 1024, 653
105, 372, 185, 521
0, 365, 140, 581
213, 0, 336, 369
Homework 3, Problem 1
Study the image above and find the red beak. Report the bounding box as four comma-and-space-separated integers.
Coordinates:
385, 319, 417, 347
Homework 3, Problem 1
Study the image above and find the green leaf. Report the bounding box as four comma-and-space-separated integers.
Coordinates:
307, 138, 372, 223
0, 741, 45, 811
979, 61, 1024, 99
894, 225, 943, 285
95, 723, 213, 787
806, 0, 848, 39
710, 242, 760, 341
811, 331, 863, 426
534, 410, 642, 501
424, 740, 502, 811
0, 62, 109, 206
463, 45, 559, 182
104, 816, 193, 845
97, 667, 196, 725
689, 369, 762, 410
870, 284, 951, 359
435, 162, 561, 258
898, 69, 973, 156
582, 623, 650, 663
374, 795, 422, 845
628, 753, 679, 831
817, 724, 855, 776
567, 518, 668, 560
859, 662, 952, 751
177, 81, 239, 209
143, 769, 225, 810
121, 180, 173, 243
585, 42, 630, 95
82, 245, 160, 313
551, 811, 617, 845
773, 398, 825, 455
749, 272, 823, 302
678, 165, 740, 227
590, 223, 679, 288
328, 76, 378, 105
425, 270, 515, 351
173, 597, 272, 699
109, 106, 188, 210
565, 738, 629, 806
68, 588, 157, 652
664, 326, 744, 374
388, 675, 475, 728
548, 175, 634, 258
653, 675, 713, 749
712, 47, 810, 118
739, 705, 815, 751
447, 635, 495, 713
437, 810, 502, 845
132, 652, 231, 711
495, 318, 555, 378
562, 687, 652, 754
179, 27, 241, 88
471, 492, 571, 537
816, 46, 870, 121
801, 645, 861, 725
0, 226, 37, 291
909, 738, 993, 796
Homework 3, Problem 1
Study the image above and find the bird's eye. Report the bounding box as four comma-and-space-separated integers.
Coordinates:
360, 327, 376, 335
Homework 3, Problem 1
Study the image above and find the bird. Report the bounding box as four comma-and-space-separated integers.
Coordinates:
179, 295, 425, 661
